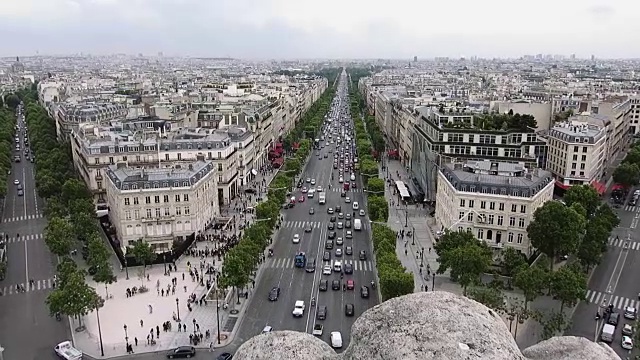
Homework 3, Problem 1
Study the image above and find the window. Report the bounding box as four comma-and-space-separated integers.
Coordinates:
460, 199, 466, 207
125, 211, 131, 220
477, 229, 484, 239
175, 195, 181, 202
134, 197, 139, 205
487, 214, 494, 224
146, 209, 152, 218
518, 218, 526, 228
459, 211, 465, 219
508, 232, 514, 243
176, 207, 182, 216
155, 208, 161, 217
184, 206, 190, 215
520, 205, 526, 213
497, 216, 504, 226
517, 234, 524, 244
154, 196, 160, 204
480, 201, 486, 209
467, 212, 473, 221
509, 217, 516, 226
511, 204, 517, 212
164, 208, 170, 216
145, 196, 151, 204
124, 198, 130, 206
489, 202, 495, 210
164, 195, 169, 203
97, 181, 102, 189
498, 203, 504, 211
468, 200, 474, 208
184, 194, 189, 202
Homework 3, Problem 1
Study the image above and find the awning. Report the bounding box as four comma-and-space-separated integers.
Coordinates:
611, 184, 624, 192
251, 169, 258, 176
554, 180, 570, 190
394, 180, 411, 198
591, 180, 606, 195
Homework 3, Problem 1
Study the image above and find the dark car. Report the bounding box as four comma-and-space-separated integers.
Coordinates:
317, 305, 327, 320
306, 259, 316, 273
345, 303, 355, 317
330, 216, 337, 222
359, 250, 367, 260
268, 287, 280, 301
360, 286, 369, 298
332, 280, 341, 290
323, 251, 331, 261
345, 246, 353, 255
327, 222, 335, 230
344, 263, 353, 274
345, 220, 351, 228
166, 345, 196, 358
216, 353, 234, 360
608, 312, 620, 326
325, 240, 334, 250
328, 231, 336, 239
336, 205, 342, 213
319, 279, 328, 291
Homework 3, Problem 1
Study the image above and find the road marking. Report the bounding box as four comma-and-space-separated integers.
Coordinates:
0, 278, 54, 296
586, 290, 639, 311
606, 234, 630, 295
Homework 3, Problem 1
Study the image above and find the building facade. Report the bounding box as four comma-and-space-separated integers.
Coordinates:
105, 160, 219, 252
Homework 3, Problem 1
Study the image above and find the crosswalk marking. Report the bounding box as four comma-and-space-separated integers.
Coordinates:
607, 236, 640, 250
0, 233, 44, 244
282, 220, 369, 230
329, 188, 362, 193
268, 258, 373, 271
1, 213, 44, 223
0, 278, 54, 296
585, 289, 638, 310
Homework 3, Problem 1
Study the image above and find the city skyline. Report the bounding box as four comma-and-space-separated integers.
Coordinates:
0, 0, 637, 59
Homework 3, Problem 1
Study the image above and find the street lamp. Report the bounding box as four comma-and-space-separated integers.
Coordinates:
215, 291, 221, 344
95, 297, 105, 356
163, 244, 168, 276
412, 226, 416, 245
123, 249, 129, 280
175, 298, 181, 322
123, 324, 129, 348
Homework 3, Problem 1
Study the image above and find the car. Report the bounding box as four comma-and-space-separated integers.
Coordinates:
301, 186, 308, 193
345, 213, 351, 220
345, 197, 351, 203
623, 323, 634, 336
346, 279, 354, 290
337, 222, 343, 229
336, 205, 342, 212
352, 202, 359, 210
625, 306, 637, 320
327, 207, 334, 214
324, 153, 329, 158
345, 230, 353, 239
316, 186, 322, 192
359, 209, 365, 216
16, 184, 22, 190
292, 300, 305, 317
336, 237, 343, 245
345, 220, 352, 228
350, 174, 356, 181
333, 163, 338, 169
305, 224, 312, 232
330, 216, 336, 222
327, 222, 335, 230
345, 246, 353, 255
330, 331, 343, 348
328, 231, 336, 239
319, 279, 328, 291
338, 212, 344, 219
306, 178, 311, 183
311, 179, 316, 185
344, 263, 353, 274
13, 179, 19, 185
166, 345, 196, 358
317, 305, 327, 320
340, 191, 346, 197
332, 280, 341, 290
339, 177, 344, 183
262, 326, 273, 334
322, 265, 332, 275
622, 335, 634, 350
307, 191, 315, 198
360, 286, 369, 298
299, 196, 305, 202
309, 207, 315, 215
17, 190, 23, 196
345, 303, 355, 316
335, 248, 343, 257
293, 234, 300, 243
268, 286, 281, 301
608, 312, 620, 326
359, 250, 367, 260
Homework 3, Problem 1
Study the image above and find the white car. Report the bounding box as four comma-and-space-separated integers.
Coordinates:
359, 209, 365, 216
622, 335, 633, 350
13, 179, 19, 185
345, 197, 351, 203
339, 177, 344, 183
293, 234, 300, 243
322, 265, 332, 275
261, 326, 273, 334
310, 179, 316, 185
330, 331, 343, 348
352, 202, 359, 210
292, 300, 305, 317
350, 174, 355, 181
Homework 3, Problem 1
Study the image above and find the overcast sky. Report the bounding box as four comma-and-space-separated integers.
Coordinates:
0, 0, 638, 59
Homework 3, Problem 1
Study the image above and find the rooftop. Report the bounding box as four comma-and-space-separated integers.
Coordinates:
106, 160, 215, 190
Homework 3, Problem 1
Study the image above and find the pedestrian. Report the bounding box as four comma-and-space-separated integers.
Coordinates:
209, 342, 214, 352
140, 319, 143, 327
156, 326, 160, 337
148, 304, 153, 314
135, 337, 138, 346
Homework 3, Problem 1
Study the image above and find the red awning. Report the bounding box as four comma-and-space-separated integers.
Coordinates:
554, 180, 570, 190
591, 181, 606, 195
271, 157, 284, 168
612, 184, 624, 191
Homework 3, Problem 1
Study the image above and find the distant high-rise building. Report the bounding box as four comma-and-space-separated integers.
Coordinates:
570, 54, 576, 60
591, 54, 595, 61
413, 56, 417, 62
158, 51, 164, 57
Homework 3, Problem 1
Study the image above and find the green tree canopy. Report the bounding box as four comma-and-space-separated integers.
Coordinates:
563, 185, 600, 217
613, 162, 640, 188
367, 177, 385, 194
130, 240, 157, 286
447, 241, 492, 295
44, 217, 75, 256
514, 264, 549, 309
549, 263, 587, 312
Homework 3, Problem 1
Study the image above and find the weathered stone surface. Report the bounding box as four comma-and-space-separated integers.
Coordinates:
234, 291, 621, 360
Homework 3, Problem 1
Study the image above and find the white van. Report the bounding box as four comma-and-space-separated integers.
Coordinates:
352, 202, 359, 210
354, 219, 362, 231
350, 173, 355, 181
330, 331, 343, 348
333, 260, 342, 272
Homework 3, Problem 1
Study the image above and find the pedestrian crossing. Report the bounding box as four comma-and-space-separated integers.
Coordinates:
607, 236, 640, 251
0, 278, 55, 296
2, 213, 44, 223
585, 289, 639, 310
328, 188, 362, 193
1, 233, 44, 244
269, 258, 374, 271
282, 220, 368, 230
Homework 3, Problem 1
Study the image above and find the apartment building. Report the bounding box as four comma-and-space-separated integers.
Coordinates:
411, 107, 547, 202
546, 121, 607, 190
55, 103, 128, 139
435, 160, 554, 256
105, 160, 219, 251
71, 117, 247, 207
630, 97, 640, 135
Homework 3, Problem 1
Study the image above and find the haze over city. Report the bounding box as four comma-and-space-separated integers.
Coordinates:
1, 0, 638, 58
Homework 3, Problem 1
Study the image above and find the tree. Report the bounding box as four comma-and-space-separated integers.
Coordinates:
44, 217, 75, 256
513, 264, 549, 310
466, 285, 505, 311
130, 240, 157, 287
62, 179, 92, 206
367, 195, 388, 222
86, 236, 110, 269
563, 185, 600, 217
613, 162, 640, 188
93, 263, 115, 298
448, 241, 492, 294
549, 263, 587, 312
46, 268, 100, 331
220, 250, 253, 303
367, 177, 385, 194
500, 247, 527, 287
594, 204, 620, 230
4, 94, 20, 110
527, 201, 585, 270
